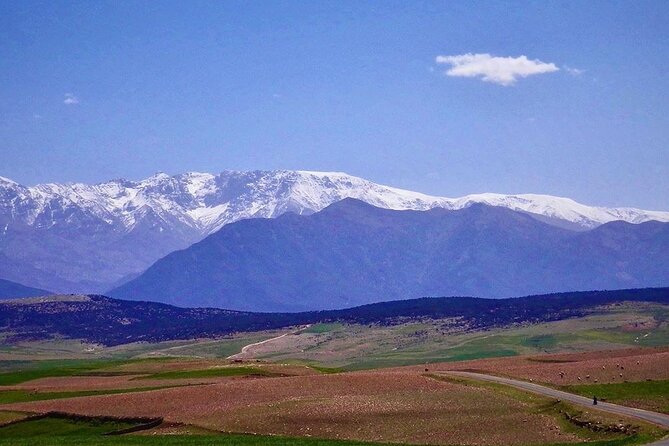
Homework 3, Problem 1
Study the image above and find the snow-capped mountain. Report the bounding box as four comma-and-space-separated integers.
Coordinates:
1, 171, 446, 237
2, 170, 667, 234
1, 170, 668, 293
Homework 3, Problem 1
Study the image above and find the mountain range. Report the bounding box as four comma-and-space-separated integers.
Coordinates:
2, 170, 669, 294
110, 199, 669, 311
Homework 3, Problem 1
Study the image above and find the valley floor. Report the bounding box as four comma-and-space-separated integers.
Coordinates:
1, 301, 668, 445
1, 355, 667, 446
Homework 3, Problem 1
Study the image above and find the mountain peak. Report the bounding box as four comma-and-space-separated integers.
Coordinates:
295, 170, 354, 178
2, 170, 668, 235
142, 172, 171, 183
2, 169, 669, 294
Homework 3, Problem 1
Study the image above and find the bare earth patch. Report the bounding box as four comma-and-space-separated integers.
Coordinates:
426, 347, 669, 385
1, 371, 585, 445
6, 375, 211, 392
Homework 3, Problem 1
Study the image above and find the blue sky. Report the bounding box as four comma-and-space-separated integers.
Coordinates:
1, 1, 668, 209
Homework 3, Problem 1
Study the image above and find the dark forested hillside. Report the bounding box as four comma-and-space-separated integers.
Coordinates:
1, 288, 668, 346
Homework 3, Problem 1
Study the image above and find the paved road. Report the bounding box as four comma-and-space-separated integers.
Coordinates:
441, 371, 669, 445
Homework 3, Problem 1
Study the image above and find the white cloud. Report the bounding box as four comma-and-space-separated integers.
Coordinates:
564, 65, 585, 76
63, 93, 79, 105
435, 53, 559, 86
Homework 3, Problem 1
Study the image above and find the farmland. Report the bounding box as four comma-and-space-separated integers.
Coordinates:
0, 411, 401, 445
213, 302, 669, 370
428, 347, 669, 415
431, 347, 669, 385
2, 361, 665, 446
0, 300, 668, 445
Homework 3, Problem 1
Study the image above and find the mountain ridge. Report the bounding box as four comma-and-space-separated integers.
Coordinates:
2, 170, 669, 293
3, 170, 668, 234
110, 199, 669, 311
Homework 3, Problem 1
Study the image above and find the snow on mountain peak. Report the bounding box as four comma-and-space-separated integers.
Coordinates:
144, 172, 171, 182
2, 169, 669, 294
0, 171, 667, 237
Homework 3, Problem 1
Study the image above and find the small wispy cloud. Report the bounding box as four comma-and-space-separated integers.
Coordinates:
564, 65, 585, 76
63, 93, 79, 105
435, 53, 559, 86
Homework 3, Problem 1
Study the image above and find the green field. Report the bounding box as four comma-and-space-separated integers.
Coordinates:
0, 385, 184, 405
0, 357, 180, 386
140, 366, 278, 380
300, 323, 345, 334
0, 415, 397, 446
246, 302, 669, 369
0, 415, 136, 437
566, 380, 669, 414
0, 359, 130, 386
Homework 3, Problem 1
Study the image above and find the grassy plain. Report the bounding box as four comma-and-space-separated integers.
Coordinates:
430, 346, 669, 417
0, 413, 402, 445
2, 302, 667, 370
140, 366, 279, 380
224, 302, 669, 369
0, 385, 186, 404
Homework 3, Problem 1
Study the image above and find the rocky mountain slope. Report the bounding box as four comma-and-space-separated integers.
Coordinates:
2, 170, 668, 293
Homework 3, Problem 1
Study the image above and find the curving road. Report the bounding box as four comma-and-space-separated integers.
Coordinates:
440, 371, 669, 445
226, 325, 311, 360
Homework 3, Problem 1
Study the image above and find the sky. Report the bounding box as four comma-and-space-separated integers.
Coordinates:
1, 1, 668, 210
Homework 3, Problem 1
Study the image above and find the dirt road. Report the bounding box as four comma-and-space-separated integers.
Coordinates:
226, 325, 310, 360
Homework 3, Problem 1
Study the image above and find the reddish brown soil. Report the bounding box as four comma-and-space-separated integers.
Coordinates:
423, 347, 669, 385
8, 375, 216, 392
2, 371, 583, 445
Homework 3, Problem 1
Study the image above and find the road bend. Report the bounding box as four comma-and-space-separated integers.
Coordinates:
440, 371, 669, 445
